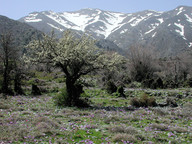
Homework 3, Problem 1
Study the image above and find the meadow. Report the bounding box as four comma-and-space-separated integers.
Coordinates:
0, 85, 192, 143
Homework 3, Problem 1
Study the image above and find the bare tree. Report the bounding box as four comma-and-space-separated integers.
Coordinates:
161, 52, 192, 87
127, 45, 156, 82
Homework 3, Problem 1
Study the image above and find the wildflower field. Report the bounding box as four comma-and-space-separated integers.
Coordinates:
0, 88, 192, 144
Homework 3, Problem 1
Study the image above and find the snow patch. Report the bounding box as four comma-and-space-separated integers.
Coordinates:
145, 28, 155, 35
128, 17, 136, 23
25, 19, 42, 22
95, 30, 105, 36
103, 12, 127, 37
185, 14, 192, 23
120, 29, 128, 34
129, 13, 158, 27
45, 12, 74, 29
157, 18, 164, 24
153, 23, 160, 27
147, 13, 153, 16
29, 13, 38, 17
61, 12, 93, 31
148, 10, 163, 14
189, 42, 192, 47
174, 23, 186, 40
130, 16, 146, 27
152, 32, 157, 37
24, 13, 42, 22
177, 7, 184, 15
47, 23, 64, 32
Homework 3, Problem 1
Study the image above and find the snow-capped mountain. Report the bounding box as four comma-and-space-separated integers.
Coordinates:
19, 6, 192, 56
19, 8, 130, 39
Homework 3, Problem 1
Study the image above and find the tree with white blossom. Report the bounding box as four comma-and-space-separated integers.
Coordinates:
25, 31, 108, 106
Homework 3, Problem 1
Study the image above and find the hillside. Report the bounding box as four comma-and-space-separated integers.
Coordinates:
0, 15, 42, 51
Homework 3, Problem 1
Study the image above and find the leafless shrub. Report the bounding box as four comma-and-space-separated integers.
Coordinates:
130, 93, 157, 107
124, 114, 140, 122
160, 52, 192, 88
160, 118, 172, 124
0, 101, 10, 109
150, 123, 169, 131
130, 97, 140, 107
170, 127, 189, 133
0, 124, 29, 142
104, 115, 121, 124
21, 111, 32, 115
181, 102, 192, 117
127, 45, 157, 82
152, 107, 169, 116
34, 122, 53, 135
33, 116, 59, 128
142, 141, 155, 144
112, 133, 137, 143
108, 125, 138, 135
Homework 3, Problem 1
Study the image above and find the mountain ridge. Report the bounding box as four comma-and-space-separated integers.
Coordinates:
17, 6, 192, 56
19, 8, 161, 38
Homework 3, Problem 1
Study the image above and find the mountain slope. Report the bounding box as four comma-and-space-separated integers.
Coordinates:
108, 6, 192, 56
19, 6, 192, 56
0, 15, 42, 50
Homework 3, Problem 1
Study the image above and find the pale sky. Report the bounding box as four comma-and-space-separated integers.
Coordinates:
0, 0, 191, 20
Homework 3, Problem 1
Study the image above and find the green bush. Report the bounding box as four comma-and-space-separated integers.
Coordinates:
54, 87, 90, 108
142, 77, 164, 89
74, 97, 90, 108
55, 77, 65, 83
140, 93, 157, 107
117, 86, 126, 97
112, 86, 126, 97
166, 97, 178, 107
183, 78, 192, 87
128, 81, 141, 88
106, 80, 117, 94
142, 78, 154, 88
53, 88, 69, 107
48, 86, 59, 93
83, 89, 109, 98
130, 93, 157, 107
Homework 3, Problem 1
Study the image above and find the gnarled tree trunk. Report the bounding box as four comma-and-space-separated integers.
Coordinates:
65, 77, 83, 106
